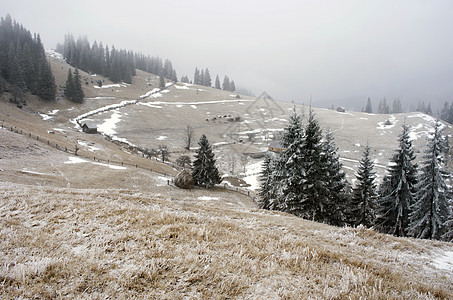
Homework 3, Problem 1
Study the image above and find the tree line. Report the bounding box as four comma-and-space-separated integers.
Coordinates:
361, 97, 453, 122
259, 108, 452, 242
0, 15, 56, 105
180, 68, 236, 92
56, 34, 178, 85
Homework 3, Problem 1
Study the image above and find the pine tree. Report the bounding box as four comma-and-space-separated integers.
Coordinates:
409, 121, 451, 240
375, 124, 418, 237
215, 74, 221, 89
72, 68, 84, 103
230, 80, 236, 92
64, 69, 74, 100
322, 130, 350, 226
298, 110, 330, 222
222, 75, 230, 91
277, 109, 306, 215
192, 134, 222, 188
203, 68, 211, 87
259, 152, 278, 210
37, 61, 56, 101
347, 143, 378, 227
159, 73, 165, 89
194, 68, 200, 85
365, 97, 373, 113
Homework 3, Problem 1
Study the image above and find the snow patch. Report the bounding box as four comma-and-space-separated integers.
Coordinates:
198, 196, 219, 201
94, 83, 130, 89
45, 49, 64, 60
433, 251, 453, 272
77, 140, 100, 152
97, 110, 122, 135
156, 136, 167, 140
64, 156, 126, 170
174, 85, 189, 90
138, 103, 163, 109
39, 113, 52, 120
140, 88, 161, 98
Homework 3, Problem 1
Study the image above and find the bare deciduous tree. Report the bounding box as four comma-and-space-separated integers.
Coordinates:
184, 125, 194, 150
176, 155, 191, 168
158, 144, 170, 162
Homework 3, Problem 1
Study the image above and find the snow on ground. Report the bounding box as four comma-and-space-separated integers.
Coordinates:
39, 109, 60, 120
77, 140, 100, 152
150, 99, 253, 106
21, 169, 51, 176
157, 176, 170, 186
138, 103, 163, 109
174, 85, 189, 90
376, 115, 398, 130
242, 160, 264, 190
150, 93, 163, 98
198, 196, 220, 201
191, 105, 197, 109
64, 156, 127, 170
94, 83, 130, 89
74, 100, 138, 125
45, 49, 64, 60
39, 113, 52, 120
85, 96, 116, 100
433, 251, 453, 273
97, 110, 122, 136
140, 88, 161, 99
156, 136, 167, 140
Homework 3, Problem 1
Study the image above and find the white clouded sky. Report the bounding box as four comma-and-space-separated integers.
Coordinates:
2, 0, 453, 109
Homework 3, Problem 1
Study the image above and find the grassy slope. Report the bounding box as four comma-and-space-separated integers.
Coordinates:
0, 54, 452, 298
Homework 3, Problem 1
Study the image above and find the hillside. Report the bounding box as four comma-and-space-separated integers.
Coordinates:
0, 51, 452, 298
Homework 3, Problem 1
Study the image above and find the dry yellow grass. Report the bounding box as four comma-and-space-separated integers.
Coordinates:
1, 182, 452, 299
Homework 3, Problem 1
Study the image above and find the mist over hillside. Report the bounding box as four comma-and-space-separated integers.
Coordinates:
1, 12, 453, 299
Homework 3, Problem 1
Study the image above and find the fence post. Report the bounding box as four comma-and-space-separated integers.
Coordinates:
94, 156, 96, 161
121, 162, 123, 166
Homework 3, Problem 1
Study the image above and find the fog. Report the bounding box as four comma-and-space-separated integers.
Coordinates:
2, 0, 453, 111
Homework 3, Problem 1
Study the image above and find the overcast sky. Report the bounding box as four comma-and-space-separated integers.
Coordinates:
2, 0, 453, 110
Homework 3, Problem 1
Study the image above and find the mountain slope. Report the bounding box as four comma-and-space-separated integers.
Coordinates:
0, 50, 452, 298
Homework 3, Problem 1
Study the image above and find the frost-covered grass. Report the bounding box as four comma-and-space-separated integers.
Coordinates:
1, 183, 452, 299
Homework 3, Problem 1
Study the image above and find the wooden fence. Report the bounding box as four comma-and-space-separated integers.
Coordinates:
1, 121, 260, 204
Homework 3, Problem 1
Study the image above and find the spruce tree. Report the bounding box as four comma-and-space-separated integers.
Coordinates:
409, 121, 451, 240
72, 68, 84, 103
222, 75, 230, 91
348, 143, 377, 227
192, 134, 222, 188
375, 124, 418, 237
230, 80, 236, 92
322, 130, 350, 226
64, 69, 74, 100
365, 97, 373, 113
215, 74, 221, 89
259, 152, 278, 210
194, 68, 200, 85
298, 110, 330, 222
278, 109, 306, 215
159, 73, 165, 89
37, 61, 56, 101
203, 68, 211, 87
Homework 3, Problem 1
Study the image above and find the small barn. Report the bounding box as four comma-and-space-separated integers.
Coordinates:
82, 123, 98, 134
268, 141, 285, 153
336, 107, 346, 113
